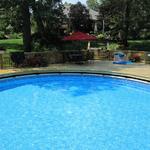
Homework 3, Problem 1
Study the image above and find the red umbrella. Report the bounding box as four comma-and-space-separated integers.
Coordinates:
63, 32, 97, 49
63, 32, 97, 41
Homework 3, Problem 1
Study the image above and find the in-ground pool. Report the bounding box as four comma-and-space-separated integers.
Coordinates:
0, 74, 150, 150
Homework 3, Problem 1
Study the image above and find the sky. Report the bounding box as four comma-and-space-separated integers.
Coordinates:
63, 0, 87, 5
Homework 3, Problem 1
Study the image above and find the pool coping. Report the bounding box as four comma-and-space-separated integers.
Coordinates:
0, 70, 150, 83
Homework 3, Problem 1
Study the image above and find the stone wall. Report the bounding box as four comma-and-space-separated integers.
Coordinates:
24, 51, 64, 64
0, 50, 149, 69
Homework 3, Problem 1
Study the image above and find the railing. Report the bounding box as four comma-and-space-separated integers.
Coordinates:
0, 53, 13, 69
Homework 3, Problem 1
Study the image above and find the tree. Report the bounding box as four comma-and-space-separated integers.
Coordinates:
87, 0, 102, 10
0, 0, 65, 51
102, 0, 132, 47
0, 0, 32, 51
129, 0, 150, 39
29, 0, 64, 47
69, 2, 93, 33
98, 0, 150, 47
0, 3, 22, 35
21, 0, 32, 52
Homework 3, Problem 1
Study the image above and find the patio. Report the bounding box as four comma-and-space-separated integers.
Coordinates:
0, 61, 150, 80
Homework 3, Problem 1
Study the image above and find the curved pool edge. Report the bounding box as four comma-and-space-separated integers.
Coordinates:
0, 70, 150, 84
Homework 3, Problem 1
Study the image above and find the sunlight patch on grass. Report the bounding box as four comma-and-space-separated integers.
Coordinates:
0, 39, 23, 52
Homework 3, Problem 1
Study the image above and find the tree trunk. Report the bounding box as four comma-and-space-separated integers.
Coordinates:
102, 19, 105, 33
31, 0, 45, 36
123, 0, 131, 47
21, 0, 32, 52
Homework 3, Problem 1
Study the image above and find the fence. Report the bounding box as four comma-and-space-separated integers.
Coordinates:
0, 49, 149, 69
0, 53, 13, 69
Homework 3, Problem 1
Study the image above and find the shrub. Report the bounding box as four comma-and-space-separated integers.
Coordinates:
97, 33, 105, 40
0, 47, 6, 51
33, 42, 41, 52
129, 54, 141, 62
33, 42, 54, 52
0, 31, 6, 39
10, 52, 25, 67
9, 33, 22, 39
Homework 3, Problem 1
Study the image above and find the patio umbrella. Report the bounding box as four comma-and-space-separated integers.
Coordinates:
63, 32, 97, 49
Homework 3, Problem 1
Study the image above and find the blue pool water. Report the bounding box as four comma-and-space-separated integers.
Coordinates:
0, 74, 150, 150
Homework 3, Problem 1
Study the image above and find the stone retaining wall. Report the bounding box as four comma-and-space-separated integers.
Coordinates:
24, 51, 64, 64
0, 50, 149, 69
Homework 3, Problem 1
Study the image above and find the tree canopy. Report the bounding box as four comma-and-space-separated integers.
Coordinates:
0, 0, 150, 51
87, 0, 102, 10
69, 2, 93, 33
0, 0, 64, 51
98, 0, 150, 47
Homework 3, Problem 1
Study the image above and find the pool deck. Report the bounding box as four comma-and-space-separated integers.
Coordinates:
0, 61, 150, 81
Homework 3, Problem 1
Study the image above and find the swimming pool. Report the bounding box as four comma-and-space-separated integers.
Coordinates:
0, 74, 150, 150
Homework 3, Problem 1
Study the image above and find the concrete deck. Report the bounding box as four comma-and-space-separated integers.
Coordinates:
0, 61, 150, 80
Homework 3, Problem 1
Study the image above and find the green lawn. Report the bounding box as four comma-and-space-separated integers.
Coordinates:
106, 40, 150, 51
128, 40, 150, 51
0, 39, 23, 52
0, 38, 150, 52
91, 40, 150, 51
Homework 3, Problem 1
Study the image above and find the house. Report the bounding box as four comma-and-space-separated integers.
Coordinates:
89, 9, 99, 33
63, 3, 99, 33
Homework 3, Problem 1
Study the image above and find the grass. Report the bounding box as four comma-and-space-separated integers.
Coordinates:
128, 40, 150, 51
0, 38, 150, 52
104, 40, 150, 51
0, 39, 23, 52
107, 43, 119, 50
